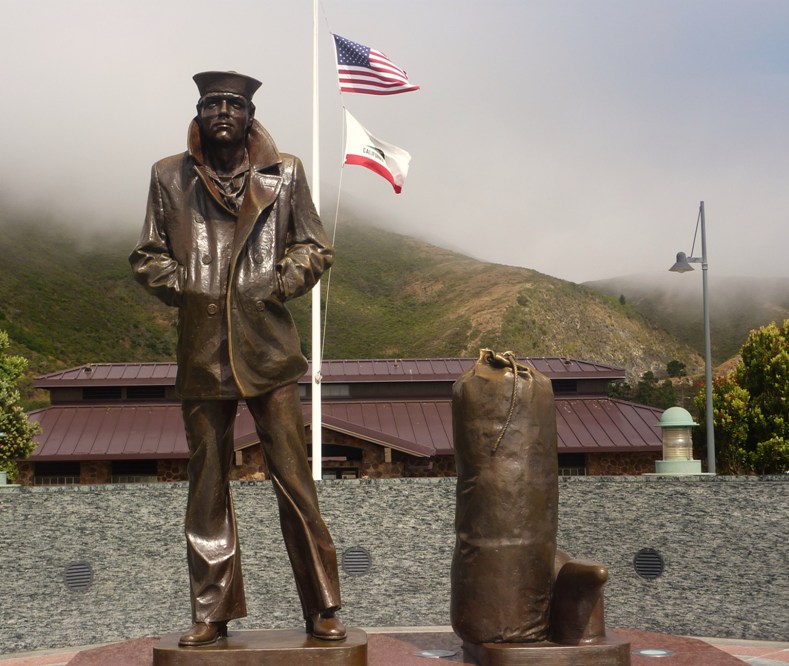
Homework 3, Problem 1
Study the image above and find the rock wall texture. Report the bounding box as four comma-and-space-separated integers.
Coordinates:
0, 475, 786, 654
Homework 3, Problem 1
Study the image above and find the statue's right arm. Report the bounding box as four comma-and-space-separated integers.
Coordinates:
128, 164, 184, 308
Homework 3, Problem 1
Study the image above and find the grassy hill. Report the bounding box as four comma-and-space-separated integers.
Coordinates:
289, 221, 704, 380
1, 215, 705, 395
585, 274, 789, 364
0, 218, 177, 377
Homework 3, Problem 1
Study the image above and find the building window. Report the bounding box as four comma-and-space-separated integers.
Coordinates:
558, 453, 586, 476
322, 384, 351, 398
82, 387, 122, 401
126, 386, 167, 400
34, 462, 80, 485
321, 468, 359, 480
552, 380, 578, 395
111, 460, 158, 484
321, 444, 363, 461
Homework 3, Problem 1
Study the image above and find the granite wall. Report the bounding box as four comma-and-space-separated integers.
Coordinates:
0, 476, 786, 654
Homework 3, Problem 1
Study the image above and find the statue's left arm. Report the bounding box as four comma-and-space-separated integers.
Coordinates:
276, 157, 335, 302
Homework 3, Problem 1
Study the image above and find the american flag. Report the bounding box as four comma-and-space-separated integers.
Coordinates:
333, 34, 419, 95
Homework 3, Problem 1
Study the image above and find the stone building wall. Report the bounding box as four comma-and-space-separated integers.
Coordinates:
0, 476, 785, 655
158, 459, 188, 483
80, 461, 111, 485
14, 461, 34, 486
399, 453, 456, 478
12, 449, 660, 485
587, 451, 661, 475
320, 432, 384, 478
230, 446, 268, 481
16, 425, 660, 485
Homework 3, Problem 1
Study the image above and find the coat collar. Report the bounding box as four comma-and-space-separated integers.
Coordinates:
187, 118, 283, 219
186, 119, 285, 272
187, 118, 282, 172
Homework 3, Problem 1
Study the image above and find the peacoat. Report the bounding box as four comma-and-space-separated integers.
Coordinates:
130, 119, 334, 399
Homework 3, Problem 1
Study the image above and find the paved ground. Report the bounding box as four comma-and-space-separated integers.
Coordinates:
1, 628, 787, 665
694, 637, 789, 666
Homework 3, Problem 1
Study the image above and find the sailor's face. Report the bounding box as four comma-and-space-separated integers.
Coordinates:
198, 94, 252, 145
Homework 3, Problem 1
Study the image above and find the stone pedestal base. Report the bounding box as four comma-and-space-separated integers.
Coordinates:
463, 631, 631, 666
153, 627, 367, 666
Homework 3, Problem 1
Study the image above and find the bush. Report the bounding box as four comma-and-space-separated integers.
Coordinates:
0, 330, 41, 481
695, 320, 788, 474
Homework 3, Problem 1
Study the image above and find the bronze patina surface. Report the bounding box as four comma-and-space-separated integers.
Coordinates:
451, 350, 558, 644
451, 350, 628, 664
130, 71, 345, 647
462, 631, 631, 666
153, 628, 368, 666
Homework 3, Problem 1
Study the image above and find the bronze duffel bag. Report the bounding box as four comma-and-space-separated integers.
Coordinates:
450, 349, 558, 644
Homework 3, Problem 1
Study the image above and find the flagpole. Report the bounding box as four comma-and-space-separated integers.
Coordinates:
310, 0, 323, 482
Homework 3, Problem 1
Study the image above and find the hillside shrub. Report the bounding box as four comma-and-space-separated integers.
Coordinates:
610, 371, 677, 410
667, 359, 687, 377
0, 331, 40, 481
695, 320, 789, 474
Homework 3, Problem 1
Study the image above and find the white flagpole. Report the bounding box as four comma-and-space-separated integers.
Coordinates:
310, 0, 323, 481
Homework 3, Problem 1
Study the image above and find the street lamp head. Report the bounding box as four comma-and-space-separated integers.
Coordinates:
653, 406, 703, 474
669, 251, 694, 273
657, 406, 699, 429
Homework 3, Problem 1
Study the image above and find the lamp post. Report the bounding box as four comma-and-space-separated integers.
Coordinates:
669, 201, 715, 474
0, 432, 6, 485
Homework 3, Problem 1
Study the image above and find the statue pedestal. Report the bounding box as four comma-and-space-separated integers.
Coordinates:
153, 627, 367, 666
463, 631, 631, 666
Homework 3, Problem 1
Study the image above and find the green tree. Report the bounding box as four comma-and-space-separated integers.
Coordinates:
666, 359, 687, 377
0, 330, 40, 481
632, 371, 677, 410
609, 371, 677, 410
695, 320, 789, 474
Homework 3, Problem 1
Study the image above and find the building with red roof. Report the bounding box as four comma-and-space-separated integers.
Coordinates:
18, 357, 663, 485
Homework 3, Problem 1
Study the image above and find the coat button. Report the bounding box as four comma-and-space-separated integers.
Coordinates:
255, 300, 265, 311
202, 254, 213, 264
206, 303, 219, 315
252, 252, 264, 264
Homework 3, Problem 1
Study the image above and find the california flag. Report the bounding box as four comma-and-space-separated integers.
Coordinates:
343, 109, 412, 194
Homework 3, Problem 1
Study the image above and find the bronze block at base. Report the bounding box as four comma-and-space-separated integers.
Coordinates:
153, 627, 367, 666
463, 631, 631, 666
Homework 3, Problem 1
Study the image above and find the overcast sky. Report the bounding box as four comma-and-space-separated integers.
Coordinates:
1, 0, 787, 284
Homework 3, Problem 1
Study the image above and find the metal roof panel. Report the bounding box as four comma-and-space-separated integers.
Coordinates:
26, 396, 660, 462
34, 357, 625, 388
